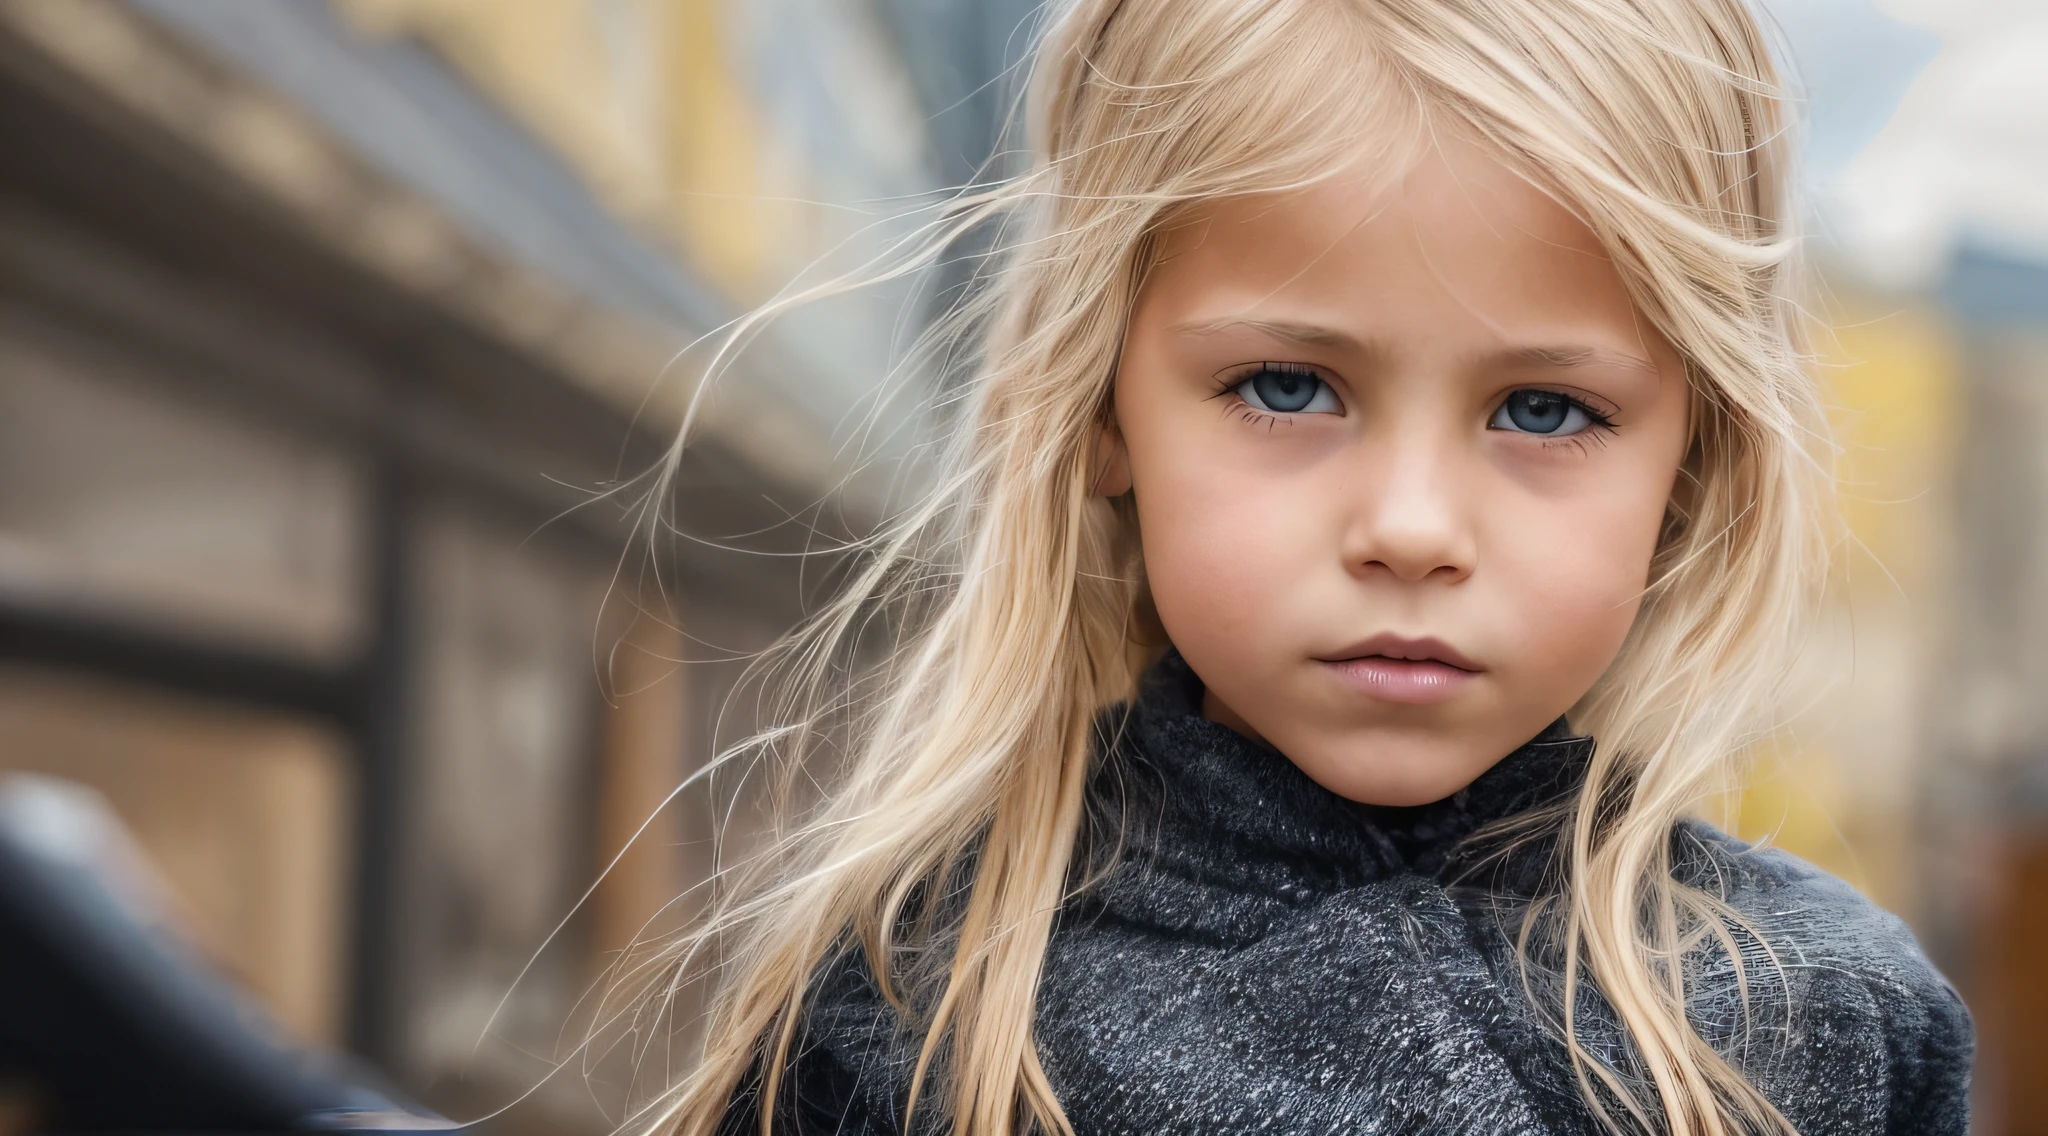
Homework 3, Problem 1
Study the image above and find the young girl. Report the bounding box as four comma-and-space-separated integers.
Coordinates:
641, 0, 1974, 1132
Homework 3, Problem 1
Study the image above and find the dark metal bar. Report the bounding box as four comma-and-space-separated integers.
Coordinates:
343, 453, 413, 1066
0, 600, 358, 723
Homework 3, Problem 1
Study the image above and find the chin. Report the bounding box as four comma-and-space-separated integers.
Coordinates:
1286, 738, 1488, 807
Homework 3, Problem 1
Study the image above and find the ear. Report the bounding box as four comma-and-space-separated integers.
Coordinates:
1091, 416, 1133, 497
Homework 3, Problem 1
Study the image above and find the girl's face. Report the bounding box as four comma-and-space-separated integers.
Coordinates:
1104, 136, 1692, 806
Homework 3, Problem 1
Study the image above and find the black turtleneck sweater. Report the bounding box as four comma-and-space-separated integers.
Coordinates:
727, 654, 1972, 1134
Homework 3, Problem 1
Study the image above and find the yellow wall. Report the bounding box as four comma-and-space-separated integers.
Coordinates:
1730, 296, 1959, 915
336, 0, 806, 299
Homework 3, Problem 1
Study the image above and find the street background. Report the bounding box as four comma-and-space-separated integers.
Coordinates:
0, 0, 2041, 1131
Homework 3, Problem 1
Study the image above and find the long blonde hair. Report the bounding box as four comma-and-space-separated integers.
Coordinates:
637, 1, 1828, 1133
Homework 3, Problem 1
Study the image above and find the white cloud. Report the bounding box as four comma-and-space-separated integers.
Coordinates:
1828, 0, 2048, 285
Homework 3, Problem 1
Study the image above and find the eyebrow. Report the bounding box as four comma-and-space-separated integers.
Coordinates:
1166, 317, 1364, 350
1169, 318, 1660, 375
1493, 345, 1659, 374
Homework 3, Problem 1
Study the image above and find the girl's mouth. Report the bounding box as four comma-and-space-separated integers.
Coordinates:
1316, 635, 1481, 705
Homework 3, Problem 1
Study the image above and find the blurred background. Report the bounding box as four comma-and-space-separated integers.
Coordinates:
0, 0, 2040, 1131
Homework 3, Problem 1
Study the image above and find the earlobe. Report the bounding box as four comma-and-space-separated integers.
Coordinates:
1092, 418, 1133, 497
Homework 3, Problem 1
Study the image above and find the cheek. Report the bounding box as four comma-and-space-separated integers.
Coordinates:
1134, 458, 1320, 657
1483, 475, 1669, 684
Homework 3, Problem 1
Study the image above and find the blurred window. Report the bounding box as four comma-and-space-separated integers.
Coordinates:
0, 307, 369, 662
395, 501, 607, 1082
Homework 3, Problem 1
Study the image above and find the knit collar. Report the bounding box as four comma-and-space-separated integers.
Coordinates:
1086, 652, 1594, 908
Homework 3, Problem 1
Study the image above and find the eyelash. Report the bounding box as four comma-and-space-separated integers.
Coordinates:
1211, 367, 1620, 452
1210, 362, 1332, 429
1500, 389, 1619, 454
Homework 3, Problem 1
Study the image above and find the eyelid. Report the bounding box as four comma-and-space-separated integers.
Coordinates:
1218, 362, 1346, 417
1496, 385, 1617, 423
1210, 360, 1349, 403
1212, 359, 1329, 386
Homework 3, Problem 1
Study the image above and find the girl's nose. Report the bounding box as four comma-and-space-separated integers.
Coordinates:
1340, 437, 1478, 585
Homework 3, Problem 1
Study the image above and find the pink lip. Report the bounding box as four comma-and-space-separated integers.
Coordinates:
1316, 634, 1481, 705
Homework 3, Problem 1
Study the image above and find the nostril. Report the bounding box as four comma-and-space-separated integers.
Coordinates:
1352, 556, 1472, 585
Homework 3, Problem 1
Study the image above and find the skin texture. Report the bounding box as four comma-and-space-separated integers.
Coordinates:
1098, 136, 1693, 806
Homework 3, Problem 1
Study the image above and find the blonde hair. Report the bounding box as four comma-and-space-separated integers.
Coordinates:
637, 1, 1828, 1133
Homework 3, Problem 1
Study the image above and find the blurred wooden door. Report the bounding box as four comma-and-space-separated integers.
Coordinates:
0, 667, 353, 1042
1980, 830, 2048, 1135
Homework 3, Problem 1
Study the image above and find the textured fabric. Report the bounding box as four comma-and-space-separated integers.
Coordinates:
726, 654, 1974, 1134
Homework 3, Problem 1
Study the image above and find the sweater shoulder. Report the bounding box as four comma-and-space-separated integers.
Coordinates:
1672, 820, 1946, 990
1671, 820, 1974, 1134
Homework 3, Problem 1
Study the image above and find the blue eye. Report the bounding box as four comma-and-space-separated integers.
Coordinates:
1234, 367, 1341, 415
1491, 390, 1598, 436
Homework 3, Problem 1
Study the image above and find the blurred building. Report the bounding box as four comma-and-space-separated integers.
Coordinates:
0, 0, 1024, 1128
3, 0, 2045, 1133
1739, 1, 2048, 1130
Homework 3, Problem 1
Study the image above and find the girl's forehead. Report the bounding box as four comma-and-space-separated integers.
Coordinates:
1139, 138, 1639, 352
1155, 135, 1600, 266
